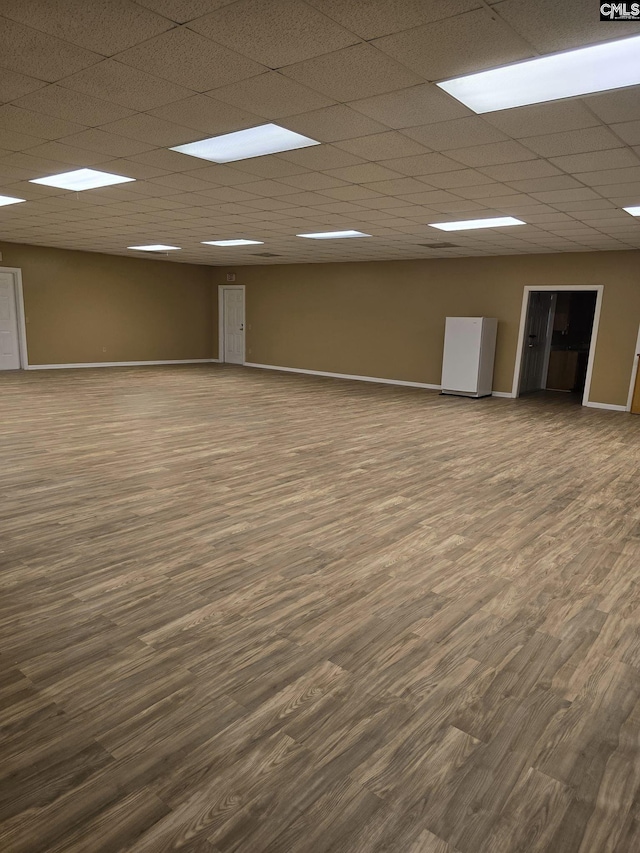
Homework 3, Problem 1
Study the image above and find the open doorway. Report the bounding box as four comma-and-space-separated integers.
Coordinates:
512, 285, 603, 405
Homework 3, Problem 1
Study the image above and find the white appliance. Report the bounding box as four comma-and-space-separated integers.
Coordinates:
441, 317, 498, 398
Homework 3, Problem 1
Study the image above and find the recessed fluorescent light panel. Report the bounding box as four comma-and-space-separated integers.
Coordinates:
437, 34, 640, 113
623, 205, 640, 216
171, 123, 319, 163
429, 217, 525, 231
128, 245, 181, 251
202, 239, 264, 246
30, 168, 135, 191
297, 230, 371, 239
0, 195, 26, 206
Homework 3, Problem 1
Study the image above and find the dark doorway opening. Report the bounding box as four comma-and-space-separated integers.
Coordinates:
518, 290, 598, 400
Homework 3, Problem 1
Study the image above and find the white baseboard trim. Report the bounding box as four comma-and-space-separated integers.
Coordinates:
27, 358, 220, 370
491, 391, 515, 398
584, 401, 627, 412
244, 362, 441, 390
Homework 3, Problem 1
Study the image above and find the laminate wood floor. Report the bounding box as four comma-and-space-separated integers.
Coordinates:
1, 365, 640, 853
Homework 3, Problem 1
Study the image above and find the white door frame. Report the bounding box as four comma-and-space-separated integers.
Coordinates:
218, 284, 245, 364
626, 322, 640, 412
511, 284, 604, 406
0, 266, 28, 369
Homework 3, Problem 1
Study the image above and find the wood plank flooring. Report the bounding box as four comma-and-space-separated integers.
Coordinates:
1, 364, 640, 852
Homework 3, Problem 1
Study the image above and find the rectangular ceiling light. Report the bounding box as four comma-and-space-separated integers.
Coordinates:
128, 244, 181, 251
623, 205, 640, 216
297, 230, 371, 239
437, 34, 640, 113
30, 168, 135, 191
202, 239, 264, 246
0, 194, 26, 206
429, 217, 525, 231
171, 123, 319, 163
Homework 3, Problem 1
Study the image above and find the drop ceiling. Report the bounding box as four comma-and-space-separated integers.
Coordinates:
0, 0, 639, 265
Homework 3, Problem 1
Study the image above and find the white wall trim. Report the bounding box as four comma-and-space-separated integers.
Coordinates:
584, 401, 627, 412
0, 266, 28, 368
626, 323, 640, 411
245, 361, 442, 390
218, 284, 245, 363
27, 358, 219, 370
511, 284, 604, 406
491, 391, 515, 398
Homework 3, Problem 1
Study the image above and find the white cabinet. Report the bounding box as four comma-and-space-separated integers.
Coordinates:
441, 317, 498, 398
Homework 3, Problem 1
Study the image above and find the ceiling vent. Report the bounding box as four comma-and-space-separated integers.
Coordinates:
418, 241, 459, 249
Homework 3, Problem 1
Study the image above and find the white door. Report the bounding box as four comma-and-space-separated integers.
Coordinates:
223, 288, 244, 364
0, 272, 21, 370
519, 292, 555, 394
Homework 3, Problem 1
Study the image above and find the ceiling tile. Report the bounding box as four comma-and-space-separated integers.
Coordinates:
447, 140, 537, 167
0, 104, 87, 140
208, 72, 334, 119
350, 83, 471, 129
323, 163, 404, 183
0, 0, 173, 54
188, 0, 359, 67
24, 141, 111, 166
397, 189, 460, 204
127, 147, 204, 171
97, 114, 199, 147
491, 0, 640, 52
101, 158, 173, 179
529, 188, 601, 203
57, 128, 156, 156
276, 145, 367, 170
149, 95, 260, 135
282, 104, 387, 142
372, 9, 533, 81
426, 169, 495, 188
478, 160, 563, 181
584, 89, 640, 124
116, 26, 265, 92
574, 166, 640, 186
280, 43, 423, 102
316, 184, 382, 200
182, 163, 262, 185
611, 121, 640, 147
12, 84, 136, 126
506, 176, 582, 193
237, 179, 300, 197
549, 148, 640, 174
454, 182, 519, 199
0, 68, 47, 103
334, 132, 429, 161
279, 172, 350, 191
59, 60, 194, 111
484, 101, 601, 138
381, 152, 462, 176
403, 117, 508, 151
0, 128, 45, 151
306, 0, 481, 40
522, 126, 626, 158
0, 18, 101, 82
361, 177, 435, 196
134, 0, 236, 24
230, 156, 311, 179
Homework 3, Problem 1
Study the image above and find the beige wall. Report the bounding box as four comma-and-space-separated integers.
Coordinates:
1, 242, 216, 365
216, 251, 640, 407
3, 240, 638, 407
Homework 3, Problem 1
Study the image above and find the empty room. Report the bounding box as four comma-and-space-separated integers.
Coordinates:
2, 1, 640, 851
